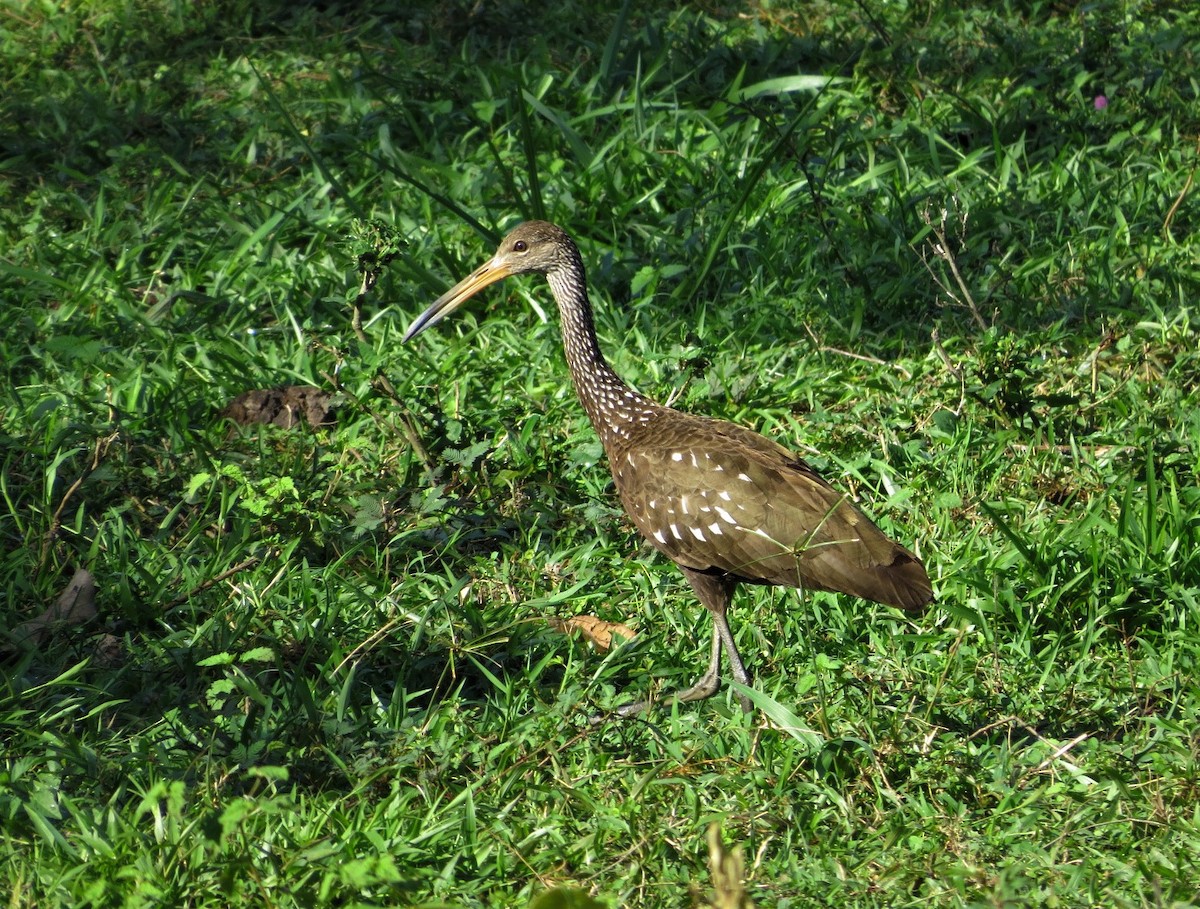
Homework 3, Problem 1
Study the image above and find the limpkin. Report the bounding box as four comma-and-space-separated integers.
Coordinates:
404, 221, 932, 717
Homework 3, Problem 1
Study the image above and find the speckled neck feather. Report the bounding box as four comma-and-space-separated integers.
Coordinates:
544, 237, 660, 451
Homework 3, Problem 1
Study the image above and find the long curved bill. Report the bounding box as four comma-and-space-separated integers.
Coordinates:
402, 255, 514, 342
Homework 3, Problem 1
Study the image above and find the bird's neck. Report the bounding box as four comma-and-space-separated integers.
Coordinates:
546, 261, 658, 450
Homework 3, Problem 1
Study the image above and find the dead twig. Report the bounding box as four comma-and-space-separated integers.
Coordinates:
349, 270, 373, 345
1162, 136, 1198, 241
40, 433, 119, 572
803, 323, 912, 379
164, 556, 261, 611
706, 824, 755, 909
930, 328, 966, 416
919, 198, 988, 330
371, 372, 436, 476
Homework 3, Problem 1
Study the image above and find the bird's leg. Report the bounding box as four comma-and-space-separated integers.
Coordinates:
711, 600, 752, 696
670, 619, 724, 702
601, 569, 750, 721
680, 567, 752, 712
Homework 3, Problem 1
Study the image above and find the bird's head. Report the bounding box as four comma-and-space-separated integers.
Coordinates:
403, 221, 574, 342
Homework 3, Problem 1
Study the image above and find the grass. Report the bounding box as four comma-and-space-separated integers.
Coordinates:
2, 0, 1199, 905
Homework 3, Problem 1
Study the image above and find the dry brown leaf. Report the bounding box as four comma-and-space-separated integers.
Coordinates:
9, 568, 97, 648
93, 633, 125, 668
221, 386, 336, 429
546, 614, 635, 651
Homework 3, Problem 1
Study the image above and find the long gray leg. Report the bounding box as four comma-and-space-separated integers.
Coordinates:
681, 567, 751, 711
604, 568, 750, 720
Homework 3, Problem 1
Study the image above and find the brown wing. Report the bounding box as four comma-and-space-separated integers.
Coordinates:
608, 413, 932, 612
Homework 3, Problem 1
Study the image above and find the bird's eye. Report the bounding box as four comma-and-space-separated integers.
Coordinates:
513, 240, 528, 252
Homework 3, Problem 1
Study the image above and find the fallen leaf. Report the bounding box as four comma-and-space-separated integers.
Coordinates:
221, 386, 336, 429
9, 568, 97, 648
93, 633, 125, 668
546, 614, 635, 651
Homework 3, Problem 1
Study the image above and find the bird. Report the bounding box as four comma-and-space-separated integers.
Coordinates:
403, 221, 932, 718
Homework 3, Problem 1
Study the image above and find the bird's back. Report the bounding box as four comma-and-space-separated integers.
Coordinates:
603, 408, 932, 612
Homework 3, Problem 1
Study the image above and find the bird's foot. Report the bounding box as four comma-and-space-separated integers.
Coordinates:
589, 673, 750, 724
587, 697, 654, 725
